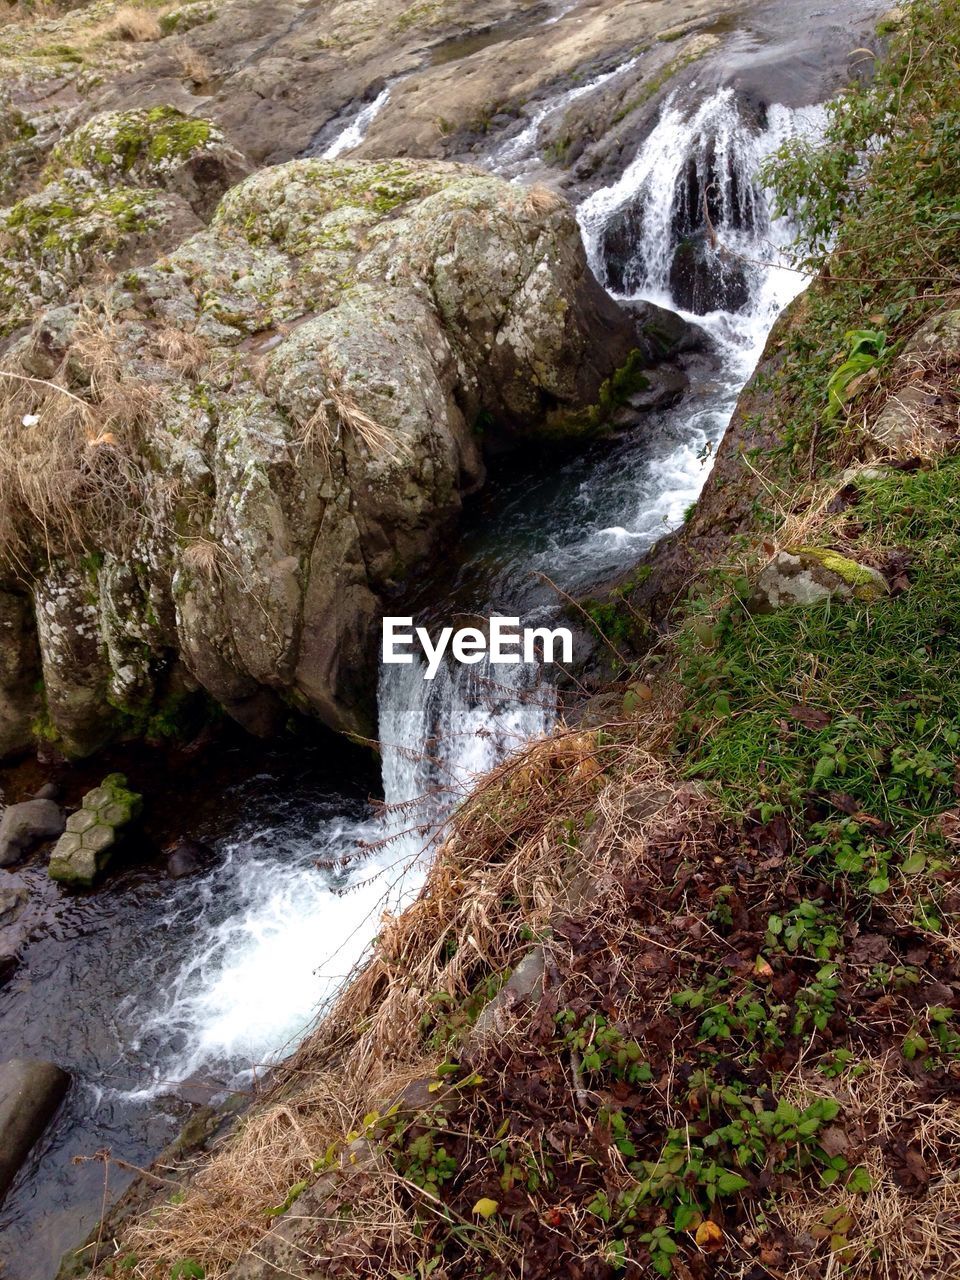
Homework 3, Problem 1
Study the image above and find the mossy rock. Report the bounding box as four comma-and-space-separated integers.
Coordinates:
48, 772, 142, 886
43, 107, 220, 186
750, 548, 890, 613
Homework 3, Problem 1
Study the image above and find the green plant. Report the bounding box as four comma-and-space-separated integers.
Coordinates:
766, 901, 841, 960
170, 1263, 204, 1280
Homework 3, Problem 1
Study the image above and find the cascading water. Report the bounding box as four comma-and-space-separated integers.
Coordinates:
0, 72, 827, 1280
578, 88, 826, 341
117, 88, 831, 1092
491, 58, 639, 176
312, 85, 392, 159
127, 654, 553, 1092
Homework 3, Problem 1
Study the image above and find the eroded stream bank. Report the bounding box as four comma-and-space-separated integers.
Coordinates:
0, 1, 890, 1275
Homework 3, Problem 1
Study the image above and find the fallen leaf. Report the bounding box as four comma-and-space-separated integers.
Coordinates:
695, 1220, 725, 1251
789, 704, 833, 730
472, 1197, 499, 1219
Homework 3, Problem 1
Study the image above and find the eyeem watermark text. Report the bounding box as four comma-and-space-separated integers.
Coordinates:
383, 617, 573, 680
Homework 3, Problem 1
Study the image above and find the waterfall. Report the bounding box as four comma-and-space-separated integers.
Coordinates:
578, 88, 826, 349
491, 57, 639, 175
123, 88, 823, 1095
128, 650, 553, 1089
315, 86, 392, 159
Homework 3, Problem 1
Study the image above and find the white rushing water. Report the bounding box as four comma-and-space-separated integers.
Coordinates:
320, 85, 392, 159
578, 88, 826, 362
131, 655, 552, 1090
132, 86, 823, 1093
491, 57, 639, 174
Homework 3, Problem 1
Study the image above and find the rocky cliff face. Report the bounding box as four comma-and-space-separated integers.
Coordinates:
0, 100, 674, 757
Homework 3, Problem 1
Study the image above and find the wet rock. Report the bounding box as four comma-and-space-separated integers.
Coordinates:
167, 838, 211, 878
628, 367, 689, 413
0, 588, 42, 760
0, 1058, 70, 1201
749, 549, 890, 614
669, 234, 751, 315
0, 798, 65, 867
628, 299, 713, 361
0, 872, 29, 988
0, 870, 28, 925
48, 773, 142, 887
34, 781, 62, 802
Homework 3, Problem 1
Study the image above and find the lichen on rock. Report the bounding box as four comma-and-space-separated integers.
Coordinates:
750, 547, 890, 613
0, 106, 247, 334
0, 146, 679, 754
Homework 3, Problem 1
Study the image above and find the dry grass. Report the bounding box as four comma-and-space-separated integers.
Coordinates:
181, 537, 220, 578
775, 1058, 960, 1280
523, 184, 565, 217
294, 357, 410, 472
111, 720, 683, 1278
108, 5, 162, 42
0, 306, 158, 572
174, 39, 212, 85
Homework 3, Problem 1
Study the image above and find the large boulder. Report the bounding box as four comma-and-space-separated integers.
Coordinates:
0, 140, 680, 753
0, 797, 65, 866
0, 1058, 70, 1202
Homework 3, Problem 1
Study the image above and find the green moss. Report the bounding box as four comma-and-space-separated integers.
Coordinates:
545, 348, 651, 439
794, 546, 888, 598
5, 184, 154, 258
46, 107, 214, 183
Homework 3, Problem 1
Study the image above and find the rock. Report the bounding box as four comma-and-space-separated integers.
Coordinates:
628, 367, 690, 414
0, 1058, 70, 1202
0, 588, 42, 760
0, 107, 248, 336
749, 548, 890, 613
472, 947, 545, 1037
34, 781, 62, 801
167, 838, 211, 878
669, 233, 752, 315
0, 871, 29, 988
0, 798, 65, 867
868, 309, 960, 458
0, 871, 28, 925
48, 773, 142, 886
1, 152, 673, 754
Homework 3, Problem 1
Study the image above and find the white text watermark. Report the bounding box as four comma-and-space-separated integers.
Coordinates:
382, 617, 573, 680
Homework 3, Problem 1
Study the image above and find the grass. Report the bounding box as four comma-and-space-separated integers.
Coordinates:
677, 462, 960, 833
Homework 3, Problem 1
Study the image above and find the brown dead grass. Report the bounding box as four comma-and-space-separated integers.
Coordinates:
114, 723, 680, 1278
108, 5, 162, 42
775, 1058, 960, 1280
0, 306, 157, 572
174, 39, 212, 84
292, 355, 410, 472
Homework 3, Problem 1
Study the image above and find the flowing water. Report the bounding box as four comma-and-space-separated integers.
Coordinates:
1, 68, 824, 1280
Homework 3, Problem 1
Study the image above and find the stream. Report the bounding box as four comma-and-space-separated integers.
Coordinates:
1, 30, 832, 1280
